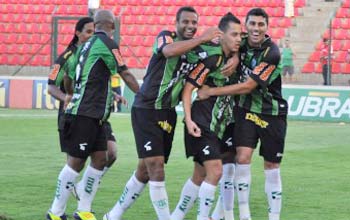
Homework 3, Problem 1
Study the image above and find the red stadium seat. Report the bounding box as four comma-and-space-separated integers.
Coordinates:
342, 40, 350, 51
334, 51, 347, 63
340, 18, 350, 29
342, 63, 350, 74
315, 62, 323, 73
332, 40, 343, 51
332, 63, 342, 74
336, 8, 349, 18
343, 0, 350, 8
302, 62, 315, 73
332, 18, 342, 29
309, 51, 322, 62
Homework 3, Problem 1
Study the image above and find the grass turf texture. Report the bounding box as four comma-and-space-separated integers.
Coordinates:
0, 109, 349, 220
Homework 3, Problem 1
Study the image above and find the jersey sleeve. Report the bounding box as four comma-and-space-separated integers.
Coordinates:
248, 45, 281, 88
67, 52, 79, 80
48, 50, 73, 86
110, 44, 128, 74
186, 55, 222, 88
153, 30, 175, 55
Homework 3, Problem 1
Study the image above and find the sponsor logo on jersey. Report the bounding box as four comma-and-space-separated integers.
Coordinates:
49, 64, 60, 80
112, 49, 125, 66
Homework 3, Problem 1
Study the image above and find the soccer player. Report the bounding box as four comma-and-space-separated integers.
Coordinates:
198, 8, 288, 220
47, 17, 118, 201
171, 12, 241, 220
102, 6, 225, 220
47, 9, 139, 220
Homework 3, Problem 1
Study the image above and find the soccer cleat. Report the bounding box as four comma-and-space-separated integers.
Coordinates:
46, 211, 67, 220
73, 211, 96, 220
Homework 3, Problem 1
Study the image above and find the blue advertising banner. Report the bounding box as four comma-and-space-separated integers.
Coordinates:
0, 79, 9, 108
32, 79, 59, 110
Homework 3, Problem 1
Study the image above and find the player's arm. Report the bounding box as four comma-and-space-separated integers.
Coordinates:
119, 69, 139, 93
48, 85, 65, 102
198, 78, 257, 99
109, 45, 140, 93
198, 46, 280, 99
182, 82, 201, 137
162, 27, 223, 58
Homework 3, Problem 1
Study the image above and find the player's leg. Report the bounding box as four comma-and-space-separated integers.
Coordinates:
234, 108, 258, 220
47, 156, 85, 220
47, 115, 91, 220
259, 114, 286, 220
171, 162, 205, 220
198, 159, 222, 220
104, 159, 148, 220
75, 122, 117, 199
212, 123, 236, 220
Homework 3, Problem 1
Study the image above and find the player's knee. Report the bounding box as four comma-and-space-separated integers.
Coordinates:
107, 151, 117, 165
264, 160, 280, 170
206, 166, 222, 185
145, 159, 165, 181
236, 155, 251, 164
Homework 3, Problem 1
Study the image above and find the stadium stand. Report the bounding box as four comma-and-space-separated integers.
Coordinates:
0, 0, 305, 69
302, 0, 350, 75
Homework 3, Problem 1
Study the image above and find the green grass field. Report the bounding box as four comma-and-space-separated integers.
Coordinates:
0, 109, 349, 220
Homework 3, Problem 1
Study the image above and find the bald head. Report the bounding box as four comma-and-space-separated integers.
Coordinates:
94, 9, 115, 35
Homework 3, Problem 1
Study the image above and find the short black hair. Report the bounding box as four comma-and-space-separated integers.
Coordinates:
218, 12, 241, 32
176, 6, 197, 22
246, 8, 269, 25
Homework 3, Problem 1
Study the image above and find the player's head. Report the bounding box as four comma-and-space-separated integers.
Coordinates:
176, 6, 198, 40
94, 9, 116, 37
69, 17, 94, 47
245, 8, 269, 47
323, 38, 330, 45
218, 12, 242, 54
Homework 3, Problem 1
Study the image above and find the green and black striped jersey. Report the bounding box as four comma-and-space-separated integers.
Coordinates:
66, 31, 127, 121
187, 43, 236, 139
237, 36, 288, 116
48, 44, 77, 116
133, 30, 200, 109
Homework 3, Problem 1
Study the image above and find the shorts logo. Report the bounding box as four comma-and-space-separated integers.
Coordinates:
245, 113, 269, 128
225, 137, 233, 147
79, 143, 87, 151
276, 152, 283, 157
158, 120, 173, 134
202, 145, 210, 155
144, 141, 152, 151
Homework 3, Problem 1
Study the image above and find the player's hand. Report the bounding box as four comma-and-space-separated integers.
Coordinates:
185, 118, 201, 137
197, 85, 212, 100
114, 93, 128, 108
199, 27, 223, 43
221, 53, 239, 77
63, 94, 72, 110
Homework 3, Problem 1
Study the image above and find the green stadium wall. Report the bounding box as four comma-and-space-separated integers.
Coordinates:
1, 77, 349, 122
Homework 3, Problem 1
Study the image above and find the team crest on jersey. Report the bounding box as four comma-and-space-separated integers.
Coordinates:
49, 64, 60, 80
112, 49, 125, 66
198, 51, 208, 59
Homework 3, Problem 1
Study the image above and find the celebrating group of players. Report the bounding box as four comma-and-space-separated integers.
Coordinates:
46, 5, 288, 220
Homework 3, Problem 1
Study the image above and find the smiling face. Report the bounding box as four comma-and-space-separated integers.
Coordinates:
245, 15, 268, 47
176, 11, 198, 40
221, 22, 242, 55
76, 22, 95, 45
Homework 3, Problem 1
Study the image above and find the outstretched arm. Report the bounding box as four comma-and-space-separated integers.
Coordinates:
197, 77, 258, 100
162, 27, 223, 58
